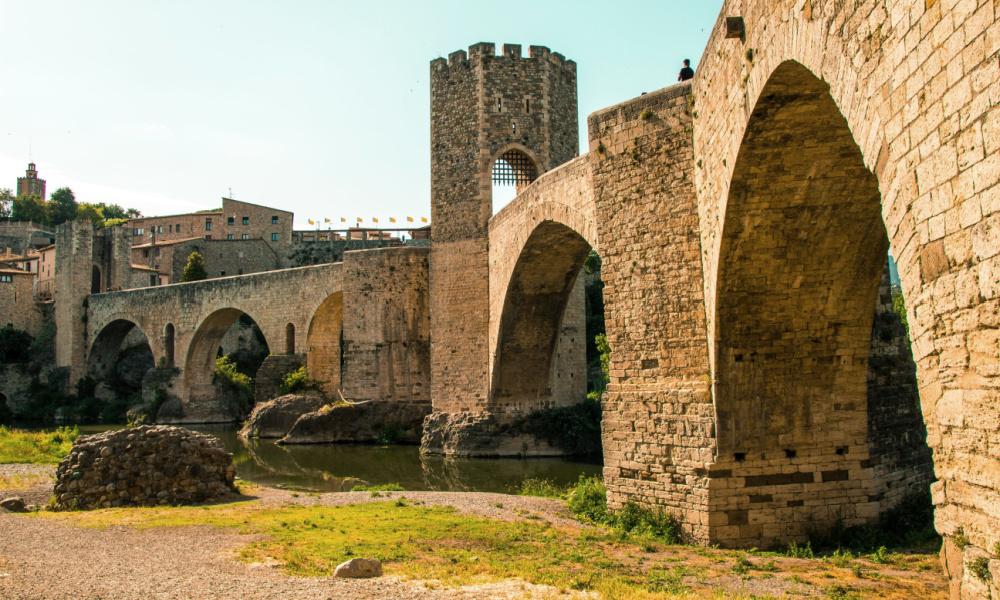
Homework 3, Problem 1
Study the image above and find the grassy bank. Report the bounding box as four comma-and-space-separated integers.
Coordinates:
0, 426, 78, 464
35, 496, 946, 599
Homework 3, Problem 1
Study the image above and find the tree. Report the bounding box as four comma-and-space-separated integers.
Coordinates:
181, 251, 207, 282
0, 188, 13, 219
11, 195, 48, 224
0, 324, 34, 363
76, 203, 104, 224
48, 188, 78, 225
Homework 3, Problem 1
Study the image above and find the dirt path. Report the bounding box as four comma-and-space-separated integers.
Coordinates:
0, 467, 578, 599
0, 465, 948, 600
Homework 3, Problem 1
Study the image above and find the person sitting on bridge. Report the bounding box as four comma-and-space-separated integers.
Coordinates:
678, 59, 695, 82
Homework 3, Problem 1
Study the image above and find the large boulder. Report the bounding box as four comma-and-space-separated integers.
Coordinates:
420, 411, 561, 457
53, 425, 236, 510
239, 393, 327, 439
280, 401, 430, 445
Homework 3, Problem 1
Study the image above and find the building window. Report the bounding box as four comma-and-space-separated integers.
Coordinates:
241, 233, 250, 240
176, 223, 181, 231
242, 216, 249, 225
154, 247, 161, 257
205, 218, 213, 231
220, 271, 226, 276
227, 216, 235, 225
271, 233, 279, 241
143, 249, 150, 258
0, 275, 11, 283
157, 225, 163, 233
150, 274, 158, 286
271, 215, 279, 224
168, 224, 173, 233
205, 235, 212, 240
227, 234, 234, 240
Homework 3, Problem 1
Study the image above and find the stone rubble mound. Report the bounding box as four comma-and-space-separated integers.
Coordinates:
53, 425, 237, 510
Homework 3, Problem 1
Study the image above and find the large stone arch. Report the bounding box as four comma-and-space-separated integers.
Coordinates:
710, 59, 924, 547
487, 155, 597, 415
689, 1, 998, 590
86, 318, 158, 381
183, 307, 272, 397
306, 291, 344, 395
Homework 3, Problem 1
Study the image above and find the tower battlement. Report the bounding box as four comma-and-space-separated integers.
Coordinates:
431, 42, 576, 73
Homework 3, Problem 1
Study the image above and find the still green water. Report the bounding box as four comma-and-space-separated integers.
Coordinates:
74, 425, 601, 494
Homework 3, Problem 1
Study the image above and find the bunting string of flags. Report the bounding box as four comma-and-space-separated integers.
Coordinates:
305, 216, 430, 227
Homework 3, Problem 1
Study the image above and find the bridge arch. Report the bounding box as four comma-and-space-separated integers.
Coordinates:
710, 59, 932, 547
490, 220, 594, 414
86, 318, 156, 385
487, 156, 599, 417
306, 291, 344, 395
183, 307, 271, 394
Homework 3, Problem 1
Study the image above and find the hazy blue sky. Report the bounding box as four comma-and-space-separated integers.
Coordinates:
0, 1, 723, 228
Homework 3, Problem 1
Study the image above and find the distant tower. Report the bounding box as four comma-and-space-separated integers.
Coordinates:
428, 42, 578, 413
17, 162, 46, 199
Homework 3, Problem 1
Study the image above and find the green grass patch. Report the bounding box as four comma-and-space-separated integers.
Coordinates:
350, 483, 404, 492
566, 475, 682, 544
0, 426, 78, 464
517, 478, 567, 498
37, 501, 699, 597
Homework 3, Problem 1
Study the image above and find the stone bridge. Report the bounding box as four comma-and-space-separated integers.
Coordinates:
83, 247, 431, 423
428, 1, 998, 594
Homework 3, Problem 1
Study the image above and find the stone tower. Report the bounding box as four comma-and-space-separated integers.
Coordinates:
428, 43, 578, 413
17, 162, 46, 199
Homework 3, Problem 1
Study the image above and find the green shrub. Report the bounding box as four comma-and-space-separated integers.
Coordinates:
279, 366, 318, 394
518, 478, 567, 498
565, 475, 682, 543
786, 541, 814, 559
567, 475, 609, 523
215, 355, 253, 417
969, 556, 992, 582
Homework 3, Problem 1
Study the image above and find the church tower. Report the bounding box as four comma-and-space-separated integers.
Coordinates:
17, 162, 46, 199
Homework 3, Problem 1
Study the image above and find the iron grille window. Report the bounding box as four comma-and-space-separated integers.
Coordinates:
492, 151, 538, 186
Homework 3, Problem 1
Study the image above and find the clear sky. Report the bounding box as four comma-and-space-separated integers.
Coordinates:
0, 1, 723, 228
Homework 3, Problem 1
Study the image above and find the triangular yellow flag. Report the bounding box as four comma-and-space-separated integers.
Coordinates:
421, 217, 428, 223
389, 217, 396, 223
308, 218, 315, 225
340, 217, 346, 223
372, 217, 379, 223
406, 216, 414, 222
324, 218, 331, 223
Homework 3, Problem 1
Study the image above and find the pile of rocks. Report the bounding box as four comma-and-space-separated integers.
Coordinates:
53, 426, 237, 510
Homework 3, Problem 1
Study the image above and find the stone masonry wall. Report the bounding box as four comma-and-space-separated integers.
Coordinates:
342, 247, 430, 404
587, 84, 715, 542
429, 43, 579, 414
86, 262, 343, 417
690, 1, 998, 591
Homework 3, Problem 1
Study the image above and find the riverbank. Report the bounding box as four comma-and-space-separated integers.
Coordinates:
0, 464, 947, 600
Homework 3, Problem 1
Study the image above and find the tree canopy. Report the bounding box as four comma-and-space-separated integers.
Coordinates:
3, 187, 142, 228
181, 251, 208, 282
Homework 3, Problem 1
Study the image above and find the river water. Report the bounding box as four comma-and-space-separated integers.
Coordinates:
68, 425, 601, 494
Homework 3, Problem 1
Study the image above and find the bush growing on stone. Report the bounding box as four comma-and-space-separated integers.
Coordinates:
279, 366, 318, 394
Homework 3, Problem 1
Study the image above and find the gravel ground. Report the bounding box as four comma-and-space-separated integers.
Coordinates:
0, 465, 581, 599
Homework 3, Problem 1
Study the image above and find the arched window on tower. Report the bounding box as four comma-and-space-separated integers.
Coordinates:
491, 149, 539, 214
